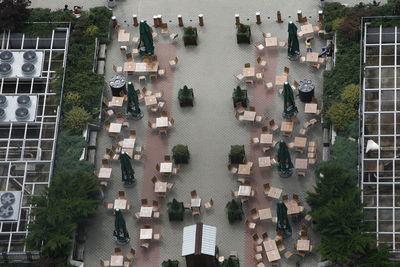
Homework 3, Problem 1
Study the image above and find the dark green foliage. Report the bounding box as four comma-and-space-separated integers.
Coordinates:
220, 256, 240, 267
167, 199, 185, 221
226, 199, 243, 224
323, 2, 347, 26
229, 145, 245, 164
330, 136, 358, 174
172, 144, 190, 164
162, 259, 179, 267
26, 170, 99, 258
183, 26, 198, 46
357, 245, 394, 267
338, 119, 359, 139
232, 86, 248, 108
0, 0, 30, 31
178, 85, 194, 107
236, 24, 251, 44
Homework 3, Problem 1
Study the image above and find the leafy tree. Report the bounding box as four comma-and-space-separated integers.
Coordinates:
63, 106, 91, 134
226, 199, 243, 224
162, 260, 179, 267
327, 102, 358, 131
331, 17, 345, 31
341, 84, 360, 108
220, 256, 240, 267
357, 245, 394, 267
0, 0, 30, 31
330, 136, 358, 173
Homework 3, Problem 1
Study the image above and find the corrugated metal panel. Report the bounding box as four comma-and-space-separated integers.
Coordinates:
182, 224, 196, 256
201, 224, 216, 256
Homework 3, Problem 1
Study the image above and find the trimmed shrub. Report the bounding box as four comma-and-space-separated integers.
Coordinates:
232, 86, 248, 108
172, 144, 190, 164
326, 102, 358, 131
229, 145, 245, 164
63, 106, 91, 134
236, 23, 251, 44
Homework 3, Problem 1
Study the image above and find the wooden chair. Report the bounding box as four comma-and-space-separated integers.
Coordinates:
235, 73, 244, 81
168, 118, 175, 127
250, 137, 260, 144
103, 201, 114, 209
261, 232, 269, 241
231, 191, 238, 198
118, 191, 125, 199
276, 239, 285, 252
282, 194, 289, 203
255, 115, 263, 123
161, 23, 169, 34
151, 176, 158, 184
254, 245, 263, 253
204, 199, 214, 209
265, 82, 273, 89
172, 166, 180, 175
255, 43, 265, 51
161, 110, 168, 117
250, 208, 260, 220
284, 66, 290, 75
255, 73, 263, 80
269, 120, 279, 131
262, 126, 269, 133
101, 159, 109, 168
293, 194, 300, 202
115, 247, 122, 255
170, 33, 178, 40
245, 219, 256, 229
228, 164, 238, 174
249, 106, 256, 112
244, 63, 251, 68
284, 251, 293, 259
153, 233, 161, 240
256, 263, 266, 267
155, 90, 164, 99
252, 233, 263, 245
169, 56, 178, 67
235, 114, 243, 121
263, 183, 270, 195
164, 155, 171, 162
140, 242, 150, 249
100, 260, 110, 267
141, 198, 148, 206
126, 248, 136, 261
292, 80, 299, 89
190, 190, 198, 199
158, 68, 166, 77
254, 253, 263, 262
235, 102, 245, 114
148, 121, 156, 129
257, 56, 267, 67
112, 64, 123, 73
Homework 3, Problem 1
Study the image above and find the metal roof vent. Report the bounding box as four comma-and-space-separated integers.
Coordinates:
0, 95, 7, 108
0, 108, 6, 121
0, 63, 12, 77
15, 107, 29, 121
17, 95, 31, 107
21, 62, 35, 76
23, 51, 37, 62
0, 51, 13, 63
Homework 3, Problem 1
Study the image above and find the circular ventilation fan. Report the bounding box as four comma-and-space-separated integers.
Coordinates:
17, 95, 31, 107
0, 63, 11, 76
23, 51, 37, 62
15, 107, 29, 120
0, 205, 13, 218
21, 63, 35, 75
0, 51, 13, 62
1, 193, 15, 206
0, 95, 7, 108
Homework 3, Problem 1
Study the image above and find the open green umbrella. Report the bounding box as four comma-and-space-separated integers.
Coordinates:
276, 201, 292, 237
287, 21, 300, 60
113, 209, 130, 244
138, 20, 154, 56
119, 152, 136, 187
282, 82, 298, 118
276, 140, 293, 177
127, 82, 143, 119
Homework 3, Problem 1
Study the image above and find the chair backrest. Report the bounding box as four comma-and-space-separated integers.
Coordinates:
249, 106, 256, 112
263, 183, 270, 191
262, 126, 268, 133
244, 63, 250, 68
115, 247, 121, 254
102, 159, 109, 167
282, 195, 289, 202
190, 190, 197, 198
169, 118, 175, 125
261, 232, 269, 241
174, 56, 178, 63
250, 208, 258, 216
144, 224, 151, 229
284, 66, 290, 74
209, 198, 214, 206
153, 200, 159, 208
269, 120, 276, 127
148, 121, 153, 129
293, 194, 299, 201
118, 191, 125, 198
161, 23, 168, 29
164, 155, 171, 162
293, 80, 299, 88
151, 176, 158, 184
161, 110, 168, 117
104, 120, 111, 127
257, 56, 262, 64
126, 52, 133, 61
142, 87, 149, 94
155, 163, 160, 171
129, 248, 136, 256
141, 198, 148, 205
252, 233, 260, 242
129, 130, 136, 139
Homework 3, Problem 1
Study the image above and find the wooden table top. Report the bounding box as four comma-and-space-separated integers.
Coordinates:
265, 37, 278, 47
110, 255, 124, 266
305, 52, 319, 63
140, 206, 153, 217
295, 158, 308, 169
160, 162, 172, 173
238, 163, 252, 175
266, 249, 281, 262
294, 137, 307, 148
140, 228, 153, 240
297, 239, 310, 251
98, 167, 112, 179
122, 138, 136, 149
263, 239, 278, 252
238, 185, 252, 196
110, 96, 124, 107
258, 157, 271, 167
260, 133, 273, 144
258, 208, 272, 220
280, 121, 293, 132
156, 117, 169, 128
304, 103, 318, 113
275, 75, 287, 86
242, 67, 255, 77
242, 111, 256, 121
154, 181, 167, 193
109, 123, 122, 133
114, 199, 127, 210
268, 187, 282, 199
144, 95, 157, 106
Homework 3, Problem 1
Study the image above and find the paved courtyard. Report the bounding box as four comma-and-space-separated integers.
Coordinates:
28, 0, 386, 266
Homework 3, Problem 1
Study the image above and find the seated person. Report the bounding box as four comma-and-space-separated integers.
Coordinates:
319, 41, 334, 57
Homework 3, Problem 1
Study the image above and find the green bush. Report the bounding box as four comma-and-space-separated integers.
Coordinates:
331, 17, 345, 31
167, 199, 184, 221
330, 136, 358, 174
232, 86, 248, 108
172, 144, 190, 164
64, 92, 82, 110
341, 84, 360, 108
236, 24, 251, 44
221, 256, 240, 267
226, 199, 243, 224
323, 2, 347, 25
229, 145, 245, 164
162, 260, 179, 267
183, 26, 198, 46
178, 85, 194, 107
326, 102, 358, 131
63, 106, 91, 134
0, 0, 30, 31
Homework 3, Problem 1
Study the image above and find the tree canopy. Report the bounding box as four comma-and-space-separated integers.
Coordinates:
0, 0, 30, 31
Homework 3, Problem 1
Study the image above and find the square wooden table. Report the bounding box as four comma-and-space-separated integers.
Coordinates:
266, 249, 281, 262
114, 199, 127, 210
280, 121, 293, 133
306, 52, 319, 63
258, 208, 272, 220
286, 201, 301, 215
258, 157, 271, 168
295, 158, 308, 170
98, 167, 112, 179
242, 67, 255, 78
110, 255, 124, 266
118, 31, 130, 42
268, 187, 283, 199
122, 138, 136, 149
140, 228, 153, 240
160, 162, 172, 173
110, 97, 124, 107
275, 75, 287, 86
124, 62, 135, 72
121, 148, 133, 157
297, 239, 310, 251
191, 198, 202, 208
144, 95, 157, 106
300, 24, 314, 35
238, 163, 252, 175
134, 62, 159, 73
263, 240, 278, 252
242, 111, 256, 122
154, 181, 167, 193
294, 137, 307, 148
260, 133, 273, 145
156, 117, 169, 128
238, 185, 252, 196
109, 123, 122, 134
305, 103, 318, 113
140, 206, 153, 217
265, 37, 278, 47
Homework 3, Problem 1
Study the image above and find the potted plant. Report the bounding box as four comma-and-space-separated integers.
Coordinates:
183, 26, 198, 46
236, 23, 251, 44
162, 259, 179, 267
167, 198, 185, 221
229, 145, 245, 164
221, 256, 240, 267
226, 199, 243, 224
232, 86, 248, 108
172, 144, 190, 164
178, 85, 194, 107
